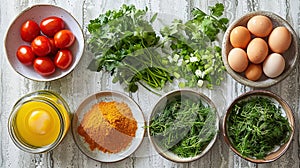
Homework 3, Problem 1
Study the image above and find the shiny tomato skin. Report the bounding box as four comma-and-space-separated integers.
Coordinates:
20, 20, 40, 42
33, 57, 56, 76
40, 16, 65, 37
16, 45, 36, 65
31, 36, 52, 57
54, 49, 73, 69
54, 30, 75, 48
48, 38, 58, 56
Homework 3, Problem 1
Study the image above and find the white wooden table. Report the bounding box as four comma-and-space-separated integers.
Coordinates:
0, 0, 299, 167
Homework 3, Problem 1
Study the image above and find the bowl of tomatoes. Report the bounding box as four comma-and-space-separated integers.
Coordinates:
5, 4, 84, 81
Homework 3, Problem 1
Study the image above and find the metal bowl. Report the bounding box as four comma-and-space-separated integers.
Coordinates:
4, 4, 84, 81
222, 11, 298, 88
222, 90, 295, 163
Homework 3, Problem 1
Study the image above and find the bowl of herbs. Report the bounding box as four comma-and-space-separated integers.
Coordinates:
147, 89, 219, 162
223, 90, 294, 163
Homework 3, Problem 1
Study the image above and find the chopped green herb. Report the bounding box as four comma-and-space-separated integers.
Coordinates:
227, 97, 292, 159
87, 3, 229, 92
161, 3, 228, 89
149, 95, 217, 158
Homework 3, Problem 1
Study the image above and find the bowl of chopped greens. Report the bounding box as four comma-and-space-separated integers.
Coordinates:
223, 90, 294, 163
147, 89, 219, 162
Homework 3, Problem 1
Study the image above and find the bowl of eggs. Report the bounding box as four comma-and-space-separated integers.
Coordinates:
222, 11, 298, 87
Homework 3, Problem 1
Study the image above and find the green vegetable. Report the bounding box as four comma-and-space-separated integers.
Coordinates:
149, 95, 217, 158
161, 3, 228, 89
227, 97, 292, 159
87, 3, 229, 92
87, 4, 173, 92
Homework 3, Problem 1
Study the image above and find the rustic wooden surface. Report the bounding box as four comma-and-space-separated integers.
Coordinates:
0, 0, 299, 167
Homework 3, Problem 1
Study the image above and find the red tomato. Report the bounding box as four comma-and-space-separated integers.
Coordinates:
54, 49, 73, 69
40, 16, 65, 37
54, 30, 75, 48
16, 45, 36, 65
33, 57, 56, 76
48, 38, 58, 56
31, 36, 52, 57
20, 20, 40, 42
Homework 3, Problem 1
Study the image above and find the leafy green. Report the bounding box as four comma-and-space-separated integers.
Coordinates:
87, 4, 172, 92
87, 3, 229, 92
160, 3, 228, 89
227, 97, 292, 159
149, 95, 217, 158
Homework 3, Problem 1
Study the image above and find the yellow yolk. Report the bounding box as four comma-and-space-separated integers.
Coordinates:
28, 110, 51, 135
15, 101, 61, 147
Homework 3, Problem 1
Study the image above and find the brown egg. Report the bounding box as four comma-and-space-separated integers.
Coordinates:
228, 48, 249, 72
230, 26, 251, 49
268, 26, 292, 53
247, 15, 273, 37
245, 63, 262, 81
247, 38, 268, 64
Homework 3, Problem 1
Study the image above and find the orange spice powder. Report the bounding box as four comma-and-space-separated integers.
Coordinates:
77, 101, 138, 153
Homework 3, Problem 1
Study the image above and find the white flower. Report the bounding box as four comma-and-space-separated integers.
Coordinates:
195, 69, 202, 77
190, 56, 198, 62
197, 80, 204, 87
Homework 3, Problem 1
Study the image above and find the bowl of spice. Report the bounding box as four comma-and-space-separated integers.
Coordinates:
72, 91, 145, 162
148, 89, 219, 163
223, 90, 294, 163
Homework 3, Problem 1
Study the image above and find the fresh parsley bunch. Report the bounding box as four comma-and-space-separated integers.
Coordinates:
87, 5, 172, 92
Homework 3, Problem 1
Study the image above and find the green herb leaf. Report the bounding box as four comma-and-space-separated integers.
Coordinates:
227, 97, 292, 159
149, 95, 217, 158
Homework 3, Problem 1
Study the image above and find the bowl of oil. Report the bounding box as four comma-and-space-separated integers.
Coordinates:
8, 90, 71, 153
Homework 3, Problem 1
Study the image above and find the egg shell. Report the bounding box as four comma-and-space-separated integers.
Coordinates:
228, 48, 249, 72
230, 26, 251, 49
245, 63, 262, 81
247, 38, 268, 64
268, 26, 292, 53
263, 53, 285, 78
247, 15, 273, 37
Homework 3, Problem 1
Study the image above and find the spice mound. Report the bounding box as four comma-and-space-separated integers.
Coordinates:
77, 101, 138, 153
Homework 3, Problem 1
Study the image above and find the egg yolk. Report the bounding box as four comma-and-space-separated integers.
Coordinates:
15, 101, 61, 147
28, 110, 51, 135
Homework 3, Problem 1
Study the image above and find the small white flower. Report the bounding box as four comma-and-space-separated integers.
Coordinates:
177, 58, 183, 66
190, 56, 198, 62
195, 69, 202, 77
197, 80, 204, 87
185, 59, 190, 63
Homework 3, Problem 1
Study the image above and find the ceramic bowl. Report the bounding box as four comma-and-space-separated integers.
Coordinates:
148, 89, 219, 163
72, 91, 145, 163
222, 11, 298, 88
5, 4, 84, 81
222, 90, 295, 163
